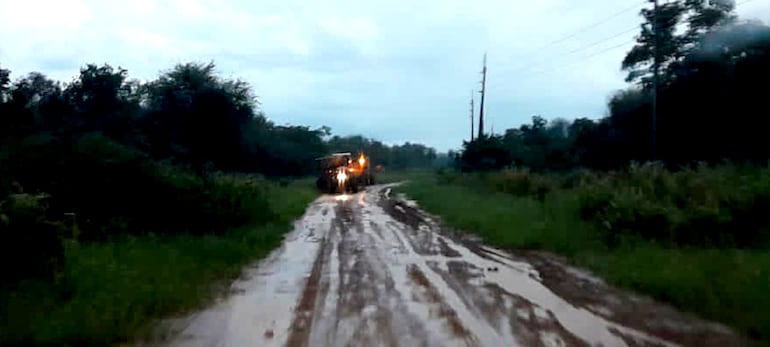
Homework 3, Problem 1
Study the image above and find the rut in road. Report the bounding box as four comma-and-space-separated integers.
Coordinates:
163, 184, 745, 347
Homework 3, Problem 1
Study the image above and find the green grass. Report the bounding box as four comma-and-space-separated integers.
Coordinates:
0, 180, 318, 346
578, 247, 770, 341
398, 173, 600, 255
374, 169, 435, 185
397, 172, 770, 343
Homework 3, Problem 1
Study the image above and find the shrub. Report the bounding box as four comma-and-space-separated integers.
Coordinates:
0, 191, 69, 288
484, 169, 555, 200
2, 133, 274, 241
576, 163, 770, 248
449, 162, 770, 249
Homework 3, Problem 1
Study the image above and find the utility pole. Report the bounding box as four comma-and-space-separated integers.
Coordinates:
651, 0, 659, 161
469, 91, 475, 142
478, 53, 487, 139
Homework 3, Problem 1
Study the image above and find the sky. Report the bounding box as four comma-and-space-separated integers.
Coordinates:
1, 0, 768, 151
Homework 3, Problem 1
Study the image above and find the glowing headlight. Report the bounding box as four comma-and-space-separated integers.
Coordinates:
336, 171, 347, 182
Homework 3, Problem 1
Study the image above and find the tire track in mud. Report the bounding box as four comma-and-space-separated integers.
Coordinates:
426, 260, 587, 347
306, 196, 422, 347
371, 194, 508, 347
406, 264, 477, 346
285, 233, 328, 347
161, 185, 746, 347
376, 185, 745, 347
159, 198, 338, 347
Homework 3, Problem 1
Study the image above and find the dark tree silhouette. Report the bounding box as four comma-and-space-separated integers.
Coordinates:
460, 1, 770, 172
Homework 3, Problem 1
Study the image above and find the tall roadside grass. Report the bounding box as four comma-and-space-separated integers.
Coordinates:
1, 180, 316, 346
400, 176, 599, 255
398, 165, 770, 342
0, 134, 319, 346
373, 169, 435, 185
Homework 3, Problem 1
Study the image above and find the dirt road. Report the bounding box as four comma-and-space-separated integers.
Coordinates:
162, 184, 744, 347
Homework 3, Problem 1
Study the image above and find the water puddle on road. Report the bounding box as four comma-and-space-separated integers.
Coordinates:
368, 184, 678, 347
159, 185, 741, 347
165, 197, 337, 347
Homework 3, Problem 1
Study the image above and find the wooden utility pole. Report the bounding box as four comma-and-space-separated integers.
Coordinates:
478, 53, 487, 139
651, 0, 659, 161
469, 91, 475, 142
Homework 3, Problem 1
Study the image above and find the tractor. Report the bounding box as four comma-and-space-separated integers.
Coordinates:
315, 152, 375, 194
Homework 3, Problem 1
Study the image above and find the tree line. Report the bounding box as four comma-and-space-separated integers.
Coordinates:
0, 61, 438, 290
0, 63, 436, 190
0, 61, 437, 182
457, 0, 770, 172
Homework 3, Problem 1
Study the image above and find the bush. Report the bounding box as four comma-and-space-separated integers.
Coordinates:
1, 133, 275, 241
484, 169, 556, 200
448, 163, 770, 249
576, 163, 770, 248
0, 132, 279, 291
0, 192, 69, 288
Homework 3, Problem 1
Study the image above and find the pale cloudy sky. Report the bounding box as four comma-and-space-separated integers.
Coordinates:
0, 0, 768, 151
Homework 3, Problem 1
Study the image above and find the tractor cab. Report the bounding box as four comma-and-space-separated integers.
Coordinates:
315, 152, 375, 194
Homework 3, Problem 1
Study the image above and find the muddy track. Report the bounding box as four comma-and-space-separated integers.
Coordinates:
160, 184, 747, 347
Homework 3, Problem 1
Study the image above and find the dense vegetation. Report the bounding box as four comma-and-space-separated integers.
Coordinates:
457, 0, 770, 172
0, 61, 437, 345
414, 1, 770, 342
399, 167, 770, 342
451, 1, 770, 249
3, 0, 767, 344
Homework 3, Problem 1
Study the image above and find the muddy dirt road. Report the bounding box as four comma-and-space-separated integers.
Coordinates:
163, 184, 744, 347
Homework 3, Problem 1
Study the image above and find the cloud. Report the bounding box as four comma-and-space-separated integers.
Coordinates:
0, 0, 766, 151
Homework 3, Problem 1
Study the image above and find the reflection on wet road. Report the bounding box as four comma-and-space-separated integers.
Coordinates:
165, 184, 743, 347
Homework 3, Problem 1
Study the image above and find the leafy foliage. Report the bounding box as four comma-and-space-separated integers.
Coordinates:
0, 60, 436, 294
459, 4, 770, 172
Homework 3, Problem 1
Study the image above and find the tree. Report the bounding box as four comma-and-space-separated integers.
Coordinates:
64, 64, 133, 139
622, 0, 735, 87
683, 0, 736, 45
2, 72, 64, 138
622, 1, 687, 86
141, 62, 258, 174
459, 136, 511, 172
452, 2, 766, 172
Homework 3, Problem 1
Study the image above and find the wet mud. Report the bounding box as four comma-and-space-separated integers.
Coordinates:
160, 184, 746, 347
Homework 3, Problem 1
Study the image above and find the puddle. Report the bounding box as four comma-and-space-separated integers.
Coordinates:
161, 185, 741, 347
165, 198, 336, 347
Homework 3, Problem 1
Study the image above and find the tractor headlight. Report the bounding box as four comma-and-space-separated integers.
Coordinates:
336, 171, 347, 182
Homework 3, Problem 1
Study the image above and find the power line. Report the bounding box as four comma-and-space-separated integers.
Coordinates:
545, 1, 645, 46
736, 0, 761, 6
566, 26, 638, 55
472, 0, 758, 144
504, 28, 637, 80
488, 28, 638, 90
497, 1, 646, 74
492, 0, 754, 85
582, 38, 637, 60
510, 38, 636, 82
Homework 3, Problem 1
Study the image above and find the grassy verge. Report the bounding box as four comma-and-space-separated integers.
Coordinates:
1, 180, 317, 346
374, 169, 434, 185
397, 170, 770, 342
